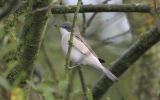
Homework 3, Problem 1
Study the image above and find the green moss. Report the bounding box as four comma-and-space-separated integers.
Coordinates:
7, 0, 51, 84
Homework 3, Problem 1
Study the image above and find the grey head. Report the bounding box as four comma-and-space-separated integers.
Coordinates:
60, 22, 72, 32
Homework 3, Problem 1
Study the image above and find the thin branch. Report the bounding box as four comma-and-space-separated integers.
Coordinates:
77, 67, 87, 99
93, 30, 131, 49
87, 0, 110, 27
65, 0, 81, 70
51, 4, 151, 14
87, 13, 96, 27
81, 1, 86, 35
92, 26, 160, 100
64, 0, 82, 100
0, 0, 19, 21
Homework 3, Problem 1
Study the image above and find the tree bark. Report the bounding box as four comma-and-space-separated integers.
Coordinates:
51, 4, 151, 14
92, 26, 160, 100
7, 0, 51, 84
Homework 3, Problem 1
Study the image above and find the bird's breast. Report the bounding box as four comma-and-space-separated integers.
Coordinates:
61, 36, 86, 64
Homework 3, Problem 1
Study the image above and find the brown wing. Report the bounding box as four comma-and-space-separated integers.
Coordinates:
74, 33, 105, 63
75, 34, 97, 57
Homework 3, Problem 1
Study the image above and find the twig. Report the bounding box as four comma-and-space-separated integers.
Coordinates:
87, 0, 110, 27
87, 13, 96, 27
92, 26, 160, 100
77, 67, 87, 100
51, 4, 151, 14
65, 0, 81, 71
81, 1, 86, 35
93, 30, 131, 49
63, 0, 82, 100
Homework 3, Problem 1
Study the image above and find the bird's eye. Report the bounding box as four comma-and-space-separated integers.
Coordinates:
63, 25, 67, 29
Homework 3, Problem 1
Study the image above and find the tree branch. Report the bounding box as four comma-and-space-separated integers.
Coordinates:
92, 26, 160, 100
77, 67, 87, 99
64, 0, 82, 100
65, 0, 81, 70
7, 0, 51, 84
51, 4, 151, 14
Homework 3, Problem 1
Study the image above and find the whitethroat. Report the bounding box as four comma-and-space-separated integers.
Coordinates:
59, 22, 118, 82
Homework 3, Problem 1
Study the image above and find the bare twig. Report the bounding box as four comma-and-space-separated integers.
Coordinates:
93, 30, 131, 49
64, 0, 82, 100
81, 1, 87, 35
92, 26, 160, 100
77, 67, 87, 99
65, 0, 81, 71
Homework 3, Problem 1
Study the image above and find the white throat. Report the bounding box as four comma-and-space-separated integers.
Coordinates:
60, 28, 70, 36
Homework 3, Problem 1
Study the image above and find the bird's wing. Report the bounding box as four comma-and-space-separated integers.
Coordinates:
74, 33, 97, 57
74, 33, 106, 63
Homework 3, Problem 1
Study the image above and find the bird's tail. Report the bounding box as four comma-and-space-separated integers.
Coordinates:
100, 65, 118, 82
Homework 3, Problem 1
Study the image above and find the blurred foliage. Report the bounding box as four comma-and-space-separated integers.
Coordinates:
0, 0, 159, 100
125, 0, 160, 100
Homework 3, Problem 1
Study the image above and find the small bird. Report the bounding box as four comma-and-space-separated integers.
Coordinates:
59, 22, 118, 82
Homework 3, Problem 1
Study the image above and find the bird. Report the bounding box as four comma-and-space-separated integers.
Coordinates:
59, 22, 118, 82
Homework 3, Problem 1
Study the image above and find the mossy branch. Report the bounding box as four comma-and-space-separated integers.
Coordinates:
65, 0, 81, 70
63, 0, 82, 100
51, 4, 151, 14
92, 26, 160, 100
7, 0, 51, 84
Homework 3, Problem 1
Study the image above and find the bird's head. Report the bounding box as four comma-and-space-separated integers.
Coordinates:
58, 22, 80, 36
59, 22, 72, 36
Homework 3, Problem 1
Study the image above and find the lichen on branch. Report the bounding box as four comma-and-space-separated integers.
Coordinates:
7, 0, 51, 84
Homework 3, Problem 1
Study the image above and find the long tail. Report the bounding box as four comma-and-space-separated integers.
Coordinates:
87, 55, 118, 82
100, 65, 118, 82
